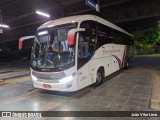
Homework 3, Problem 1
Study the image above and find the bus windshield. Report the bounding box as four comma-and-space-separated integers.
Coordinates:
31, 23, 77, 72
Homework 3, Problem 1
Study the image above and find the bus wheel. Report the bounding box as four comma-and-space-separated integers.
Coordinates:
93, 68, 104, 87
125, 59, 130, 69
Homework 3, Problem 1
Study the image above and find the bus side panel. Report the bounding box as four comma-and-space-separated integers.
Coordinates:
111, 44, 126, 72
77, 63, 89, 90
76, 45, 129, 88
87, 43, 114, 84
90, 44, 126, 78
111, 56, 120, 73
88, 56, 112, 84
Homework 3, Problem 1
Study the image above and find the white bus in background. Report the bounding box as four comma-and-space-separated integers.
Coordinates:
30, 15, 134, 92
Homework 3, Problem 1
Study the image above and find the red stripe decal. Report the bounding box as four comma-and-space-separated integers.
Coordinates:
121, 46, 127, 68
111, 54, 121, 69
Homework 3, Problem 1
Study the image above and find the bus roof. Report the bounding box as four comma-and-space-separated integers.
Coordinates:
38, 15, 132, 37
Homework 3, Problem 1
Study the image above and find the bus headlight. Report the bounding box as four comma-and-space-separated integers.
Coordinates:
59, 75, 74, 83
31, 74, 38, 81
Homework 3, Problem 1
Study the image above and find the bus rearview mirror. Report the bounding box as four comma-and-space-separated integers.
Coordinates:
67, 33, 75, 47
18, 38, 23, 50
67, 28, 85, 47
18, 36, 35, 50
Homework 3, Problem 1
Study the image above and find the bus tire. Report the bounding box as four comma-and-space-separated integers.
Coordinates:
93, 68, 104, 87
124, 59, 130, 69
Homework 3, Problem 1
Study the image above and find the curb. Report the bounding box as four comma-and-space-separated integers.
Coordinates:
150, 73, 160, 110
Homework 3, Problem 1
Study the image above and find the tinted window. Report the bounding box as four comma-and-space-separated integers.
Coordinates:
77, 21, 97, 69
79, 21, 97, 58
114, 30, 134, 45
97, 24, 115, 48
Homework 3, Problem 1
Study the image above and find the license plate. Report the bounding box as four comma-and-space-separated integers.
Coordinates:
43, 84, 51, 88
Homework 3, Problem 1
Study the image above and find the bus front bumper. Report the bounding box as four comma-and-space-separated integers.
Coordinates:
32, 77, 78, 92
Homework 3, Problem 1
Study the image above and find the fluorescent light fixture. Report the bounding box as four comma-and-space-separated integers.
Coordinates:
36, 11, 50, 18
0, 24, 9, 28
72, 21, 76, 23
48, 24, 54, 28
38, 31, 48, 36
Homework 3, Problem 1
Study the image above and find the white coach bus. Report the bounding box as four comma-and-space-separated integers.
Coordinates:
30, 15, 134, 91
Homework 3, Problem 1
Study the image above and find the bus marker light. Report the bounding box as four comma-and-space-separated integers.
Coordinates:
72, 21, 76, 23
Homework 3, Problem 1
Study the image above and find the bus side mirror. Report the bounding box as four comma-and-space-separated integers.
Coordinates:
18, 38, 23, 50
18, 36, 35, 50
67, 28, 85, 47
67, 33, 75, 47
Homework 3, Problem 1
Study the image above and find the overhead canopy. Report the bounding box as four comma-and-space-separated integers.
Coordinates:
0, 0, 159, 42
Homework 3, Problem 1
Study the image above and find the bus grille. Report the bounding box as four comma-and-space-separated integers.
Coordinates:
32, 71, 66, 80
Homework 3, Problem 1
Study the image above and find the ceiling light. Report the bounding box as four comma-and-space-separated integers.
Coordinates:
48, 24, 54, 28
36, 11, 50, 18
0, 24, 9, 28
